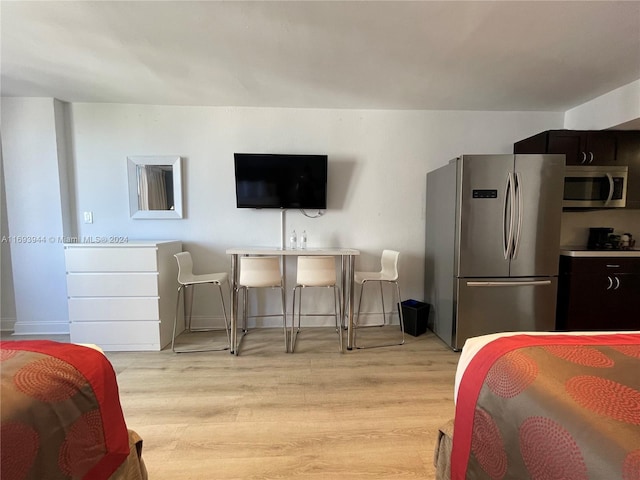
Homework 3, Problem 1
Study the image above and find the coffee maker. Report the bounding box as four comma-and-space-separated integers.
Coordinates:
588, 227, 614, 249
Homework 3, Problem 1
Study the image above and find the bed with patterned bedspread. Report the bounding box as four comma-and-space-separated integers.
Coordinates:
0, 340, 147, 480
435, 333, 640, 480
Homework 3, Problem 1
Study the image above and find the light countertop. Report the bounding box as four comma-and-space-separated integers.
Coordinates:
560, 247, 640, 257
226, 247, 360, 255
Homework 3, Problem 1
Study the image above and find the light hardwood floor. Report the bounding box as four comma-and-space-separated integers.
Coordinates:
5, 328, 460, 479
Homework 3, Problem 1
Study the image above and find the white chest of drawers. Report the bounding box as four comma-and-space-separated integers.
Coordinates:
64, 241, 182, 351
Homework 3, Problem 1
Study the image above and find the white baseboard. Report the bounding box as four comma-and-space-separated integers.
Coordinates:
0, 316, 17, 332
11, 321, 70, 335
5, 315, 371, 336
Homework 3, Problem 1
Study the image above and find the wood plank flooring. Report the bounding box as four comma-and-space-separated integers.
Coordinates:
5, 328, 460, 479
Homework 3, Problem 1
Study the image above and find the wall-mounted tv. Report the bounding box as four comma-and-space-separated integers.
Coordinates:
234, 153, 328, 209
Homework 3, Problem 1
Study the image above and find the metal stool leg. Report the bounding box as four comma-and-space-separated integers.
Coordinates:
235, 285, 286, 355
280, 285, 288, 352
355, 279, 405, 349
218, 284, 231, 346
334, 285, 343, 352
172, 283, 231, 353
290, 286, 301, 353
171, 285, 185, 353
291, 285, 343, 353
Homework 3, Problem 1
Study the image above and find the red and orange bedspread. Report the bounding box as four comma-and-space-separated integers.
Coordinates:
451, 333, 640, 480
1, 340, 130, 480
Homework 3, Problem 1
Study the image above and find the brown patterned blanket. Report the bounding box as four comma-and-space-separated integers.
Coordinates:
0, 340, 141, 480
451, 333, 640, 480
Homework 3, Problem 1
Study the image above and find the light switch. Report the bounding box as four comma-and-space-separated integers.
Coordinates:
83, 211, 93, 224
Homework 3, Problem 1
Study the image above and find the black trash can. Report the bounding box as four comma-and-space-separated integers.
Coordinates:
399, 300, 430, 337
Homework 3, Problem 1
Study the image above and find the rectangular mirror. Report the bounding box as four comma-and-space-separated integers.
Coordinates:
127, 155, 183, 219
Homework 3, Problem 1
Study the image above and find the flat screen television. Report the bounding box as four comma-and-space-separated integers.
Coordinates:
234, 153, 328, 209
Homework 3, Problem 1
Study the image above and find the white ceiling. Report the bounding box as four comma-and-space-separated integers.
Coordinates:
2, 1, 639, 111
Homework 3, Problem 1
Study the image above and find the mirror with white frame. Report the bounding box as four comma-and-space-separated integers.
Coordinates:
127, 156, 183, 219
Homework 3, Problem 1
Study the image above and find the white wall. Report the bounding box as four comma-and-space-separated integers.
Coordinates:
1, 98, 71, 333
5, 93, 640, 333
64, 104, 562, 326
564, 79, 640, 130
2, 103, 562, 330
1, 143, 17, 330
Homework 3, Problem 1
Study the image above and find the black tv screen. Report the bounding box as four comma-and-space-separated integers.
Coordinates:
234, 153, 327, 209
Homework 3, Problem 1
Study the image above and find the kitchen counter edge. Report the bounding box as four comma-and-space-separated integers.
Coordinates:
560, 249, 640, 258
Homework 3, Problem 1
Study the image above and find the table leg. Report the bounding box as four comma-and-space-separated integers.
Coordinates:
347, 254, 355, 350
230, 254, 238, 355
339, 255, 346, 353
340, 256, 346, 330
281, 255, 289, 353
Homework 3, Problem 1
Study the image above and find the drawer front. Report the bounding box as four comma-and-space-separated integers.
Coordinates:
68, 297, 159, 321
65, 247, 158, 272
67, 273, 159, 297
70, 321, 162, 351
561, 256, 640, 274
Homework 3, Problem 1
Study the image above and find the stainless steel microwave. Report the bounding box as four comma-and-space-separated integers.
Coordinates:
563, 165, 628, 208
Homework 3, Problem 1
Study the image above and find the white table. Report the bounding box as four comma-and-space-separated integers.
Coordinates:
226, 247, 360, 354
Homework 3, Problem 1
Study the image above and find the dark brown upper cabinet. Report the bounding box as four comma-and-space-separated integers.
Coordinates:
515, 129, 640, 208
514, 130, 617, 165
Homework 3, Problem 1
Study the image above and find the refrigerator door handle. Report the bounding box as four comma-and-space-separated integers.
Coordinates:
503, 173, 515, 260
513, 172, 523, 259
604, 173, 614, 206
466, 280, 553, 287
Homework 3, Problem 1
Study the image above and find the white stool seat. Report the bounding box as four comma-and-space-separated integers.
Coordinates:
235, 256, 287, 354
181, 271, 228, 285
297, 256, 338, 286
291, 256, 342, 353
172, 252, 230, 353
354, 249, 404, 349
355, 249, 399, 283
355, 271, 386, 283
239, 256, 283, 287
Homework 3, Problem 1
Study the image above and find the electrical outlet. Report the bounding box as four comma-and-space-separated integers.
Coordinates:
83, 211, 93, 224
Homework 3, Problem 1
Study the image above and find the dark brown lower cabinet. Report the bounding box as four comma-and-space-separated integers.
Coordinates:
556, 256, 640, 331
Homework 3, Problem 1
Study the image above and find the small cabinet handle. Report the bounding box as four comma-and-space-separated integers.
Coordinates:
581, 152, 587, 164
588, 152, 594, 163
607, 276, 613, 290
614, 276, 620, 290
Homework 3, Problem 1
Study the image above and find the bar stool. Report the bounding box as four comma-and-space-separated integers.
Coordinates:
353, 250, 405, 349
172, 252, 230, 353
235, 256, 287, 353
291, 256, 343, 353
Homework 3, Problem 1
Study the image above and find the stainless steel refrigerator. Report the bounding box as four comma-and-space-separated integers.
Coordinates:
425, 154, 564, 350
